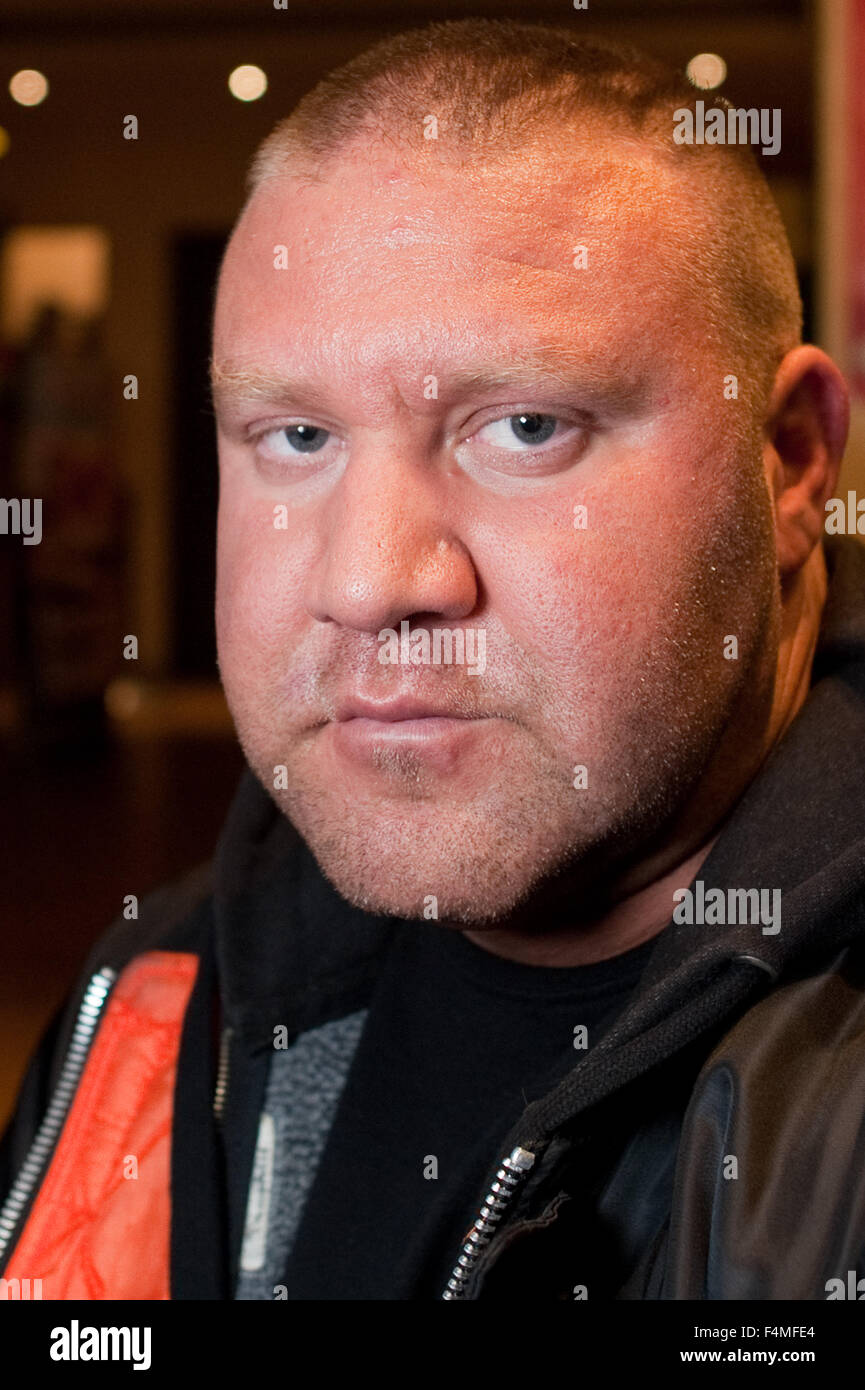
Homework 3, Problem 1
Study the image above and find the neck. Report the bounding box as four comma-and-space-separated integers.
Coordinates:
460, 836, 719, 967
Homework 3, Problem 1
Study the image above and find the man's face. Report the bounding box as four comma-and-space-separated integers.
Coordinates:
212, 132, 779, 924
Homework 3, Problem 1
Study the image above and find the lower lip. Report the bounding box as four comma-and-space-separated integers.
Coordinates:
328, 716, 487, 771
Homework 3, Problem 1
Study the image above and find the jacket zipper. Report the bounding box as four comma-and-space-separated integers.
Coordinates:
212, 1025, 232, 1125
441, 1144, 536, 1300
0, 966, 117, 1265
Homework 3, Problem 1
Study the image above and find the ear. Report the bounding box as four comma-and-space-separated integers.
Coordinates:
764, 345, 849, 578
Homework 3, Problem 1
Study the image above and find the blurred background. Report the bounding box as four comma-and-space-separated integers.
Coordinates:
0, 0, 863, 1123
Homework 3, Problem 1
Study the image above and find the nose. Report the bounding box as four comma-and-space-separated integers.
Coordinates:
304, 442, 478, 634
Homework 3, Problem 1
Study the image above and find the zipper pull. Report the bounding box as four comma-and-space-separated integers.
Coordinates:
442, 1145, 536, 1300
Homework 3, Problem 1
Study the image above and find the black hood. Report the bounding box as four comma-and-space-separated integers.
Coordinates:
211, 536, 865, 1143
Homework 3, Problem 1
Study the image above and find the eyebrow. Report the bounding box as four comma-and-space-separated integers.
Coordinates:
210, 362, 330, 413
209, 350, 648, 416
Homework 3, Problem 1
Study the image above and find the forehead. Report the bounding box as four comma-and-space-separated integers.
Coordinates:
213, 134, 711, 385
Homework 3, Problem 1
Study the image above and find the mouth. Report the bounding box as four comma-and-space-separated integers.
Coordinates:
326, 694, 497, 772
334, 695, 481, 723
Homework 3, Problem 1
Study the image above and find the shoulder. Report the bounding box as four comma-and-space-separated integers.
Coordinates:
671, 943, 865, 1296
705, 939, 865, 1090
0, 859, 216, 1237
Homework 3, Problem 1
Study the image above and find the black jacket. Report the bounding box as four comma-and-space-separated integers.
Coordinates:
3, 535, 865, 1300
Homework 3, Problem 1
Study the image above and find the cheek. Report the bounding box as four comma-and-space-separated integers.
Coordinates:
473, 444, 765, 719
215, 481, 307, 673
471, 465, 687, 665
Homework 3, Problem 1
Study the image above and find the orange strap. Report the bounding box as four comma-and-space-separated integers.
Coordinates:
2, 950, 199, 1300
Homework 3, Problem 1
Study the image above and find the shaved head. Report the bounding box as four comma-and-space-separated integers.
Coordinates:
246, 19, 801, 420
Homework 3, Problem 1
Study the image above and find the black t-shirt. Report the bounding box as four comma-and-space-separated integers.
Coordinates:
281, 921, 658, 1299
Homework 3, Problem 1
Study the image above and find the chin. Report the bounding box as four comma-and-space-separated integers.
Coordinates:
246, 732, 671, 926
315, 858, 542, 925
283, 798, 578, 926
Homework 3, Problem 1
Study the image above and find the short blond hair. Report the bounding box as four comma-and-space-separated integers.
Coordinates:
246, 19, 802, 409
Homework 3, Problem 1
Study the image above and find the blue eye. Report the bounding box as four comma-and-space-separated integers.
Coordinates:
508, 414, 558, 445
478, 413, 561, 450
281, 424, 330, 454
